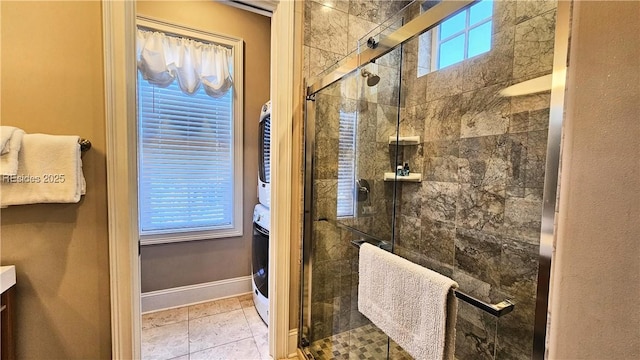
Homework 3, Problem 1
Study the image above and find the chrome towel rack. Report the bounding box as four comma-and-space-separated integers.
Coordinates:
452, 290, 514, 318
350, 238, 515, 318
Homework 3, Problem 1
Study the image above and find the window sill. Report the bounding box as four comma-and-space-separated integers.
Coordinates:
140, 228, 243, 245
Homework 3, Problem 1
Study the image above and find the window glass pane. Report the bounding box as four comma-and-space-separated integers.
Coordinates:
440, 11, 466, 40
468, 21, 492, 58
138, 72, 235, 233
337, 111, 357, 217
470, 0, 494, 25
438, 34, 465, 69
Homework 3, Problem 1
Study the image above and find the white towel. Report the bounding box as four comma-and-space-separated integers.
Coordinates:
0, 127, 25, 175
358, 243, 459, 360
0, 134, 86, 207
1, 126, 18, 154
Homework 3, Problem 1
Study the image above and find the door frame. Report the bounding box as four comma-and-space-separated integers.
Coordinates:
101, 0, 295, 358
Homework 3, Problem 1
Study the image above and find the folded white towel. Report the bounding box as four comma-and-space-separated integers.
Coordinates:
358, 243, 459, 360
0, 128, 25, 175
0, 134, 86, 207
0, 126, 18, 154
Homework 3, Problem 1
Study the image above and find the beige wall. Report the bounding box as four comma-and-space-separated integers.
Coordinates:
549, 1, 640, 359
0, 1, 111, 359
136, 1, 271, 291
4, 1, 637, 358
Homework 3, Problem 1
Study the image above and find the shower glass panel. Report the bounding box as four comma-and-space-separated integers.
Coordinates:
302, 0, 562, 359
301, 44, 405, 359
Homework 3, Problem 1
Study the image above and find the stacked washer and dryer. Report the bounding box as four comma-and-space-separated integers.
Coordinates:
252, 101, 271, 325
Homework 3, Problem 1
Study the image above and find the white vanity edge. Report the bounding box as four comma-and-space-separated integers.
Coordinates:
0, 265, 16, 294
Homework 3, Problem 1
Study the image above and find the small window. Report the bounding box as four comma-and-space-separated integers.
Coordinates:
418, 0, 493, 76
137, 21, 243, 244
337, 111, 357, 218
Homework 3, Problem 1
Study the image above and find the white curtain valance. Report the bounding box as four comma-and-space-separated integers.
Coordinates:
136, 29, 233, 98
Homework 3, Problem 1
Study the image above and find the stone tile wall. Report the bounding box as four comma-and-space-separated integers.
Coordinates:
303, 0, 410, 83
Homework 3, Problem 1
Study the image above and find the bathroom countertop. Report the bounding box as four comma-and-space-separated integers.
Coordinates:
0, 265, 16, 294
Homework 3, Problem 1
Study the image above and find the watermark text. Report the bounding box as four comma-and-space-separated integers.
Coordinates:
2, 174, 66, 184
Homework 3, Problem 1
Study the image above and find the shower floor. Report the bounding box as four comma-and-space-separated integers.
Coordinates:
306, 324, 412, 360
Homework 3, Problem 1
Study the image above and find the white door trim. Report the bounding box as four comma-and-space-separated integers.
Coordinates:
269, 1, 295, 359
102, 1, 140, 358
102, 0, 295, 358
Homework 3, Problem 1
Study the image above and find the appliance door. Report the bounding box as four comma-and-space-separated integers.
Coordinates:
252, 222, 269, 298
259, 115, 271, 184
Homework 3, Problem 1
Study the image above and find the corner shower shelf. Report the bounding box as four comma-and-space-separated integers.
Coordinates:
384, 172, 422, 182
388, 135, 421, 145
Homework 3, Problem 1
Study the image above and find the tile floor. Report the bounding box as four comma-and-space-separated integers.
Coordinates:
306, 324, 410, 360
142, 293, 269, 360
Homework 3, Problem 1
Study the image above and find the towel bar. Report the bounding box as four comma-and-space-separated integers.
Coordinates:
350, 239, 515, 318
79, 138, 91, 152
452, 290, 514, 318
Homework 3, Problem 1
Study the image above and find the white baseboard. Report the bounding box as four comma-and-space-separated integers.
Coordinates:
141, 276, 253, 313
288, 328, 298, 358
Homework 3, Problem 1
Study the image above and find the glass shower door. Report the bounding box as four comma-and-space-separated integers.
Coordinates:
301, 0, 563, 359
390, 1, 560, 358
301, 44, 405, 359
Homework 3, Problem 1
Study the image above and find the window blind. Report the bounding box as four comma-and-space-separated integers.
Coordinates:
138, 72, 235, 234
337, 111, 357, 218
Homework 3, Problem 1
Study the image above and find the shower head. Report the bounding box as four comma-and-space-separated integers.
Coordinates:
361, 68, 380, 87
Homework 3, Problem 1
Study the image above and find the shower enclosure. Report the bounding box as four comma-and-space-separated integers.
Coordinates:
300, 0, 568, 359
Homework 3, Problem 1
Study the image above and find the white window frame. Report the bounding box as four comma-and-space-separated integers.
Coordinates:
433, 4, 492, 70
137, 16, 244, 245
418, 0, 493, 76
